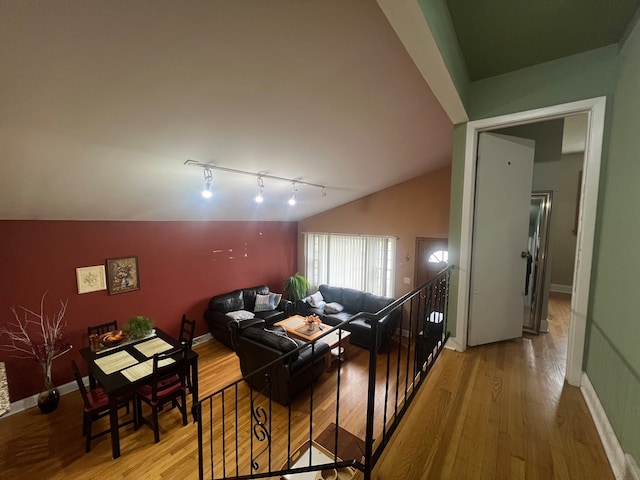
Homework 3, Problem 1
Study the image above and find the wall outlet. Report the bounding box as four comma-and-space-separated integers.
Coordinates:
403, 277, 411, 284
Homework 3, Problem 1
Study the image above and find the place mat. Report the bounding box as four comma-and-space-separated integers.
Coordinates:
120, 357, 174, 382
287, 316, 306, 328
295, 323, 324, 335
314, 423, 366, 463
134, 337, 174, 357
95, 329, 157, 355
94, 350, 139, 375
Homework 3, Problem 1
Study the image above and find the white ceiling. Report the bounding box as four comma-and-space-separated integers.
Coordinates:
0, 1, 453, 221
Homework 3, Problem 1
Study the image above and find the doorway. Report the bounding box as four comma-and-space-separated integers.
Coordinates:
415, 237, 448, 285
454, 97, 606, 386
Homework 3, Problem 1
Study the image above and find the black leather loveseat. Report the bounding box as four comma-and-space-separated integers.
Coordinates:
297, 284, 400, 351
229, 319, 329, 405
204, 285, 292, 349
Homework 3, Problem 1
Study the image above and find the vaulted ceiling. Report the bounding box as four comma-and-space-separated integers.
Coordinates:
1, 1, 637, 221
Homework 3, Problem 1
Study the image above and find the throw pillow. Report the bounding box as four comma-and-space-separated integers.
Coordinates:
324, 302, 344, 314
272, 293, 282, 308
309, 290, 324, 307
254, 293, 277, 312
225, 310, 256, 320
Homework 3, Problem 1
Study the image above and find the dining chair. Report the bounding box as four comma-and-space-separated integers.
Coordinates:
71, 359, 134, 453
86, 320, 119, 388
178, 315, 196, 349
178, 315, 196, 391
87, 320, 118, 337
134, 345, 188, 443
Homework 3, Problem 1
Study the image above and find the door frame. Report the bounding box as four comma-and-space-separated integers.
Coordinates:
454, 96, 606, 387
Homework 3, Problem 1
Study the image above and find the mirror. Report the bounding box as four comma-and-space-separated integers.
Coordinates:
523, 191, 553, 332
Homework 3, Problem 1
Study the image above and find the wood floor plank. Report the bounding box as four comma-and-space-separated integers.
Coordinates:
0, 293, 614, 479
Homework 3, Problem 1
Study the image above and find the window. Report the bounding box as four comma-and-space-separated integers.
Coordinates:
428, 250, 448, 263
304, 233, 396, 297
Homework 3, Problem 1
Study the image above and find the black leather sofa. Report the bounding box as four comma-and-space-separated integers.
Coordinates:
297, 284, 400, 351
204, 285, 292, 350
229, 319, 330, 405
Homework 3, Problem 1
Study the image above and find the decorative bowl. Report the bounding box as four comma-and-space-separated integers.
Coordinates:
100, 330, 129, 347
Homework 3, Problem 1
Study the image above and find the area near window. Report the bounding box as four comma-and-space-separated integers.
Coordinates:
303, 232, 396, 297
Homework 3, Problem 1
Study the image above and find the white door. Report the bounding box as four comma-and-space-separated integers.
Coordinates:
468, 132, 535, 346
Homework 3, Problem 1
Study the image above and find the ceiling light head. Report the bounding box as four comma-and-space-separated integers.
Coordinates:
288, 182, 297, 206
201, 168, 213, 199
255, 177, 264, 203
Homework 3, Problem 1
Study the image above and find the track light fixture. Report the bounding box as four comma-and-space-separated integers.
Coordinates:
201, 167, 213, 199
288, 182, 297, 206
184, 159, 327, 205
254, 177, 264, 204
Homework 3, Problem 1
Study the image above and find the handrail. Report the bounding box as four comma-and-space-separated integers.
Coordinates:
196, 265, 453, 479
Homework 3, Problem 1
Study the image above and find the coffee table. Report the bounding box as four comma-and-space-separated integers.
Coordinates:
274, 315, 351, 370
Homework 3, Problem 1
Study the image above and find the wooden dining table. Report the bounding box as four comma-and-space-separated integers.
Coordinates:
79, 328, 199, 459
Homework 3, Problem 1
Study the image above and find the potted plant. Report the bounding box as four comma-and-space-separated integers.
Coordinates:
123, 315, 154, 338
0, 291, 72, 413
284, 273, 310, 302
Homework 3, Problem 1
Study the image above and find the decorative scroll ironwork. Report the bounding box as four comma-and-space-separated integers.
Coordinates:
250, 373, 272, 471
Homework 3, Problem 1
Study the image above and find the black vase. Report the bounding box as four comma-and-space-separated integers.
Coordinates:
37, 387, 60, 414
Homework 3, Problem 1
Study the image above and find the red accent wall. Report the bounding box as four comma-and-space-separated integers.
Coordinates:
0, 220, 298, 402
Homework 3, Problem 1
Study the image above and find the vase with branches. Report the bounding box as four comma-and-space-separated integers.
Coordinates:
0, 291, 72, 413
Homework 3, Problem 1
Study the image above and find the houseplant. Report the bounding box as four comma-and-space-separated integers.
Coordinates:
0, 291, 72, 413
284, 273, 310, 302
123, 315, 154, 338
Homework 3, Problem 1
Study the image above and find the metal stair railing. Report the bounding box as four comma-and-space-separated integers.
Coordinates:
195, 266, 452, 480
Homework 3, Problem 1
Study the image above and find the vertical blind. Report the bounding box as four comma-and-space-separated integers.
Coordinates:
304, 233, 396, 297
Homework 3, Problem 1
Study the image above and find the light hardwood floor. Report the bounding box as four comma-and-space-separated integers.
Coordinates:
0, 293, 614, 479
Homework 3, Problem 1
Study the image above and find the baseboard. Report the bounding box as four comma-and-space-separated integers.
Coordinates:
627, 454, 640, 480
550, 283, 573, 294
539, 319, 549, 332
581, 372, 627, 479
193, 332, 212, 346
6, 377, 80, 417
4, 332, 214, 417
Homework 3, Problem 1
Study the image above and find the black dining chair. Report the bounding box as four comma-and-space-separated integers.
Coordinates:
87, 320, 118, 338
71, 360, 134, 453
86, 320, 119, 388
134, 345, 188, 444
178, 315, 196, 391
178, 315, 196, 349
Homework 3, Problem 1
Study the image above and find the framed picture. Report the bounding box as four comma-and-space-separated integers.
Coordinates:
76, 265, 107, 294
106, 256, 140, 295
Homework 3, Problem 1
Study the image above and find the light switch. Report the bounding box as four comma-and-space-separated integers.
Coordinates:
403, 277, 411, 284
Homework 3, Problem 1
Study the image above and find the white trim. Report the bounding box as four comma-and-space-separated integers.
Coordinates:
3, 332, 213, 416
550, 283, 573, 294
376, 0, 468, 124
627, 454, 640, 480
455, 96, 606, 388
581, 372, 626, 479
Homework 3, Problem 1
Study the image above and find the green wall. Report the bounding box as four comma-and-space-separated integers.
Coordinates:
584, 16, 640, 461
446, 19, 640, 462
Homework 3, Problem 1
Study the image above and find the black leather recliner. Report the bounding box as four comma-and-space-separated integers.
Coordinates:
229, 320, 329, 406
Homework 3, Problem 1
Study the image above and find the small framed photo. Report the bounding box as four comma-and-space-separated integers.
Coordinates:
106, 256, 140, 295
76, 265, 107, 294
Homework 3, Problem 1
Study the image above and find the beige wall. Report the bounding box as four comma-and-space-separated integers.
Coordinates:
297, 165, 451, 299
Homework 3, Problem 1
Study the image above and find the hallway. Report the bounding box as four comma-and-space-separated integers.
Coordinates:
373, 292, 614, 479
